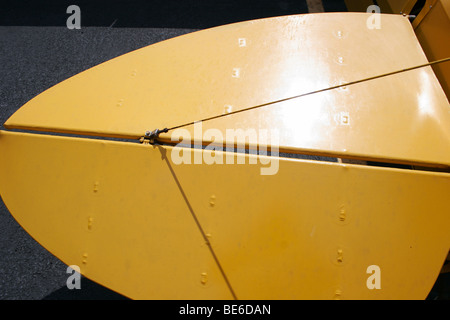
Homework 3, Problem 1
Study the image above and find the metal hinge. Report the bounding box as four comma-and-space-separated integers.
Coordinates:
140, 128, 169, 145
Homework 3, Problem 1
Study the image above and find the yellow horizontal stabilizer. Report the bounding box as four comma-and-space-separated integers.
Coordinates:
4, 13, 450, 167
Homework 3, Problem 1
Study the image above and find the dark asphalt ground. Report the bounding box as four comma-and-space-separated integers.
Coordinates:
0, 0, 448, 300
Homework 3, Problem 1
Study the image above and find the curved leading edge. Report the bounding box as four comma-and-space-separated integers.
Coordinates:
0, 130, 449, 299
4, 13, 450, 167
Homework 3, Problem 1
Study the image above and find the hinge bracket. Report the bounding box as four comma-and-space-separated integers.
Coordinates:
140, 128, 169, 145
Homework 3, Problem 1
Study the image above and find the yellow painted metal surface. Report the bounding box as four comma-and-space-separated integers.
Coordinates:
414, 0, 450, 100
343, 0, 450, 100
412, 0, 439, 27
0, 130, 449, 299
4, 13, 450, 167
0, 131, 234, 300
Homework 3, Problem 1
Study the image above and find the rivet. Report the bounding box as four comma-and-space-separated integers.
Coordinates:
88, 217, 94, 230
93, 182, 99, 193
334, 289, 342, 300
337, 249, 343, 263
209, 195, 216, 207
339, 209, 346, 222
238, 38, 247, 47
224, 105, 233, 114
201, 272, 208, 285
339, 80, 348, 91
82, 253, 88, 264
